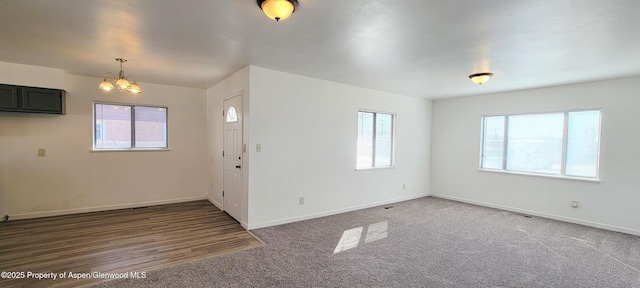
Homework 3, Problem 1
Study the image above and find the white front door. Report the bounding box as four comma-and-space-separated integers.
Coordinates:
223, 95, 242, 222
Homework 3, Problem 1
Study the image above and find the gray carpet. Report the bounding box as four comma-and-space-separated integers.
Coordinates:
91, 197, 640, 288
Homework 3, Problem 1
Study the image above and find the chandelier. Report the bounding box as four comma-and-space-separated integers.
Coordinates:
98, 58, 142, 94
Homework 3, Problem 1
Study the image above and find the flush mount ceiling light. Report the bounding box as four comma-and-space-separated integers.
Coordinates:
469, 72, 494, 85
257, 0, 298, 22
98, 58, 142, 94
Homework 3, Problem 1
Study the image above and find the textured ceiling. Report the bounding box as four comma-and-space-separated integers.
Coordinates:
1, 0, 639, 99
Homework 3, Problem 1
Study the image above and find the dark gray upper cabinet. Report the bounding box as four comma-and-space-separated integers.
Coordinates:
0, 84, 65, 114
0, 85, 19, 110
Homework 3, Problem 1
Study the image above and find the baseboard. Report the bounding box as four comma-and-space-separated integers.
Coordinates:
430, 194, 640, 237
207, 196, 223, 210
7, 196, 207, 221
206, 196, 248, 229
247, 193, 429, 230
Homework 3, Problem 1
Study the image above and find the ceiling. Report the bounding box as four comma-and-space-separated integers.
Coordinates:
1, 0, 639, 99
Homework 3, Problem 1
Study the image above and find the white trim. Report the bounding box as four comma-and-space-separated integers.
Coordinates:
247, 193, 429, 230
207, 196, 223, 210
91, 148, 171, 152
223, 89, 244, 101
357, 108, 396, 115
355, 166, 396, 171
93, 100, 169, 109
477, 168, 601, 183
481, 107, 603, 118
430, 194, 640, 237
7, 196, 206, 221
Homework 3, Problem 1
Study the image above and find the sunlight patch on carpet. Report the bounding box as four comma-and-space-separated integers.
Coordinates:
333, 221, 388, 254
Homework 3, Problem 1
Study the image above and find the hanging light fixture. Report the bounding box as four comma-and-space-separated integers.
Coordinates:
469, 72, 494, 85
257, 0, 298, 22
98, 58, 142, 94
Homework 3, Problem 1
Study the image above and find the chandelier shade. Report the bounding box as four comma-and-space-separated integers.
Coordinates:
257, 0, 298, 22
469, 72, 494, 85
98, 79, 115, 91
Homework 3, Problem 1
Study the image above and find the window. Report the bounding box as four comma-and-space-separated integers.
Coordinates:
93, 103, 168, 149
357, 110, 394, 169
480, 109, 601, 178
226, 106, 238, 123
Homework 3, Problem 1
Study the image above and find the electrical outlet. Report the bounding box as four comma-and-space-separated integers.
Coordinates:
402, 183, 406, 190
256, 144, 262, 152
571, 201, 579, 208
299, 197, 304, 205
37, 148, 46, 157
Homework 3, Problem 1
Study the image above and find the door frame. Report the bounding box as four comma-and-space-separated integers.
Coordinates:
222, 90, 245, 225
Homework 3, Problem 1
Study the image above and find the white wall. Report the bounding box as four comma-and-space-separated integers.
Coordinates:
430, 76, 640, 235
5, 60, 635, 237
0, 62, 65, 89
246, 66, 432, 229
0, 63, 209, 219
206, 66, 250, 226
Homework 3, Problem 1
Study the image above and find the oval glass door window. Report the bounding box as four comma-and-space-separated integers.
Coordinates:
226, 106, 238, 123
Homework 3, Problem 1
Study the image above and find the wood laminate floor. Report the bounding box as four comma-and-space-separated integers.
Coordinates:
0, 200, 263, 288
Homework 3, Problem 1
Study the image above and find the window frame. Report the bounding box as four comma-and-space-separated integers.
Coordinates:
356, 109, 396, 170
92, 101, 169, 151
479, 108, 602, 181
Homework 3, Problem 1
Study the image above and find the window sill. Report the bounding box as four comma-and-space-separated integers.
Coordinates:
91, 148, 171, 152
477, 168, 600, 183
355, 166, 396, 171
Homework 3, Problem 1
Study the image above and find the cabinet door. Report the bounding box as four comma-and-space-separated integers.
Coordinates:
0, 84, 20, 111
21, 87, 65, 114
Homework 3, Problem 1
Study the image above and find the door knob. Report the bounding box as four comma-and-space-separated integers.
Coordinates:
236, 165, 241, 169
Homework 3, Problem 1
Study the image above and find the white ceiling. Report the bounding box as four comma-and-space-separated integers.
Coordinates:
1, 0, 639, 99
